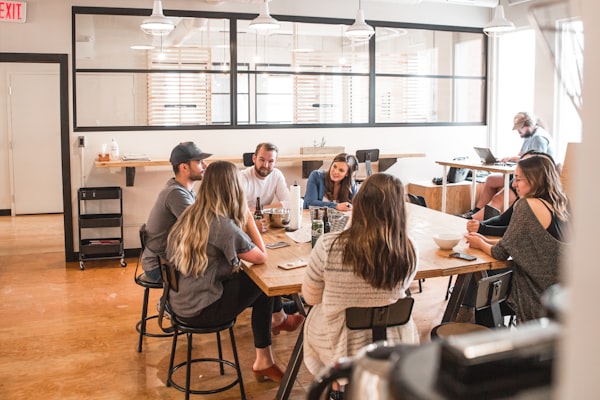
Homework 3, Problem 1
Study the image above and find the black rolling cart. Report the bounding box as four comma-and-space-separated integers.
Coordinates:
77, 186, 127, 270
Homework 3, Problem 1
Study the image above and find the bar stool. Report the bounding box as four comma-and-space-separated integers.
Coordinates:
157, 257, 246, 400
135, 224, 173, 353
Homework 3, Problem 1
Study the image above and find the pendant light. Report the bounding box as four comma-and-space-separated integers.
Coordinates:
483, 5, 515, 36
249, 0, 280, 31
141, 0, 175, 37
345, 0, 374, 41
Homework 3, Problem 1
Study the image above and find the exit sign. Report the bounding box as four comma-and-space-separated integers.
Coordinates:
0, 1, 26, 23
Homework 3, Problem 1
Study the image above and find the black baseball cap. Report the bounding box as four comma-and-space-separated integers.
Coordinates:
169, 142, 212, 167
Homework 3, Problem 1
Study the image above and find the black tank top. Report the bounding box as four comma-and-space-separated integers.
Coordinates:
539, 199, 568, 241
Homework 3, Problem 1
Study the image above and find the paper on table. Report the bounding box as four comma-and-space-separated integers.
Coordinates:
285, 224, 311, 243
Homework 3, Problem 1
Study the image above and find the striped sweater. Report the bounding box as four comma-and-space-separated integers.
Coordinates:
302, 232, 420, 376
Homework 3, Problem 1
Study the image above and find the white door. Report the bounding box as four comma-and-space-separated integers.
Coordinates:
8, 67, 63, 215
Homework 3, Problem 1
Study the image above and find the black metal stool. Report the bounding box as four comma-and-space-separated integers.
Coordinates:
135, 224, 173, 352
158, 257, 246, 400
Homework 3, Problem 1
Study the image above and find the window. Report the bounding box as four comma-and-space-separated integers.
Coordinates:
73, 7, 487, 131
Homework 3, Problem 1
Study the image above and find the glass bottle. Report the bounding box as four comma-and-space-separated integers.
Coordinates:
323, 207, 331, 234
311, 208, 324, 248
254, 197, 266, 233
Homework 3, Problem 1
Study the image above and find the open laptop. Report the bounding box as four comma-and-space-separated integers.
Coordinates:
473, 147, 516, 166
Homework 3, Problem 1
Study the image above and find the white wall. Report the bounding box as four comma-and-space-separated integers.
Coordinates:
0, 0, 491, 248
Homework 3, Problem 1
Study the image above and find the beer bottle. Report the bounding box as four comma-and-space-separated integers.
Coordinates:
323, 208, 331, 234
254, 197, 266, 233
311, 209, 324, 248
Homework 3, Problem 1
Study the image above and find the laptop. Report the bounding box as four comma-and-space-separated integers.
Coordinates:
473, 147, 516, 166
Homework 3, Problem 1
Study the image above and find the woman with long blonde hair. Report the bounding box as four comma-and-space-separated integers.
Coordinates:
167, 161, 284, 382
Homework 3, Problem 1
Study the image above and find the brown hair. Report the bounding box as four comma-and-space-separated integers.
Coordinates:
334, 173, 416, 290
517, 155, 569, 220
323, 153, 358, 203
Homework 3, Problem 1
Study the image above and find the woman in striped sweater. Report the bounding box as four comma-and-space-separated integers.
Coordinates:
302, 173, 420, 384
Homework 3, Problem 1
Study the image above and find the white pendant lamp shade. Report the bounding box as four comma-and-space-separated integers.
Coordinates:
249, 0, 280, 31
345, 5, 374, 41
483, 6, 515, 36
141, 0, 175, 36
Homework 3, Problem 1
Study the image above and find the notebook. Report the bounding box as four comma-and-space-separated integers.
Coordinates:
473, 147, 516, 166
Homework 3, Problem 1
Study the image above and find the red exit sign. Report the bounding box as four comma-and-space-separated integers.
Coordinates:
0, 1, 26, 23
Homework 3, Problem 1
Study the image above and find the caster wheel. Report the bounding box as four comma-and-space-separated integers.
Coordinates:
121, 259, 127, 267
80, 261, 85, 270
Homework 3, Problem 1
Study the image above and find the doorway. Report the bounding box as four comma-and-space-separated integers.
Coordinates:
0, 53, 74, 261
7, 66, 63, 214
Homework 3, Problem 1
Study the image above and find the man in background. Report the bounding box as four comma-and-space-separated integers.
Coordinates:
140, 142, 211, 283
240, 142, 290, 210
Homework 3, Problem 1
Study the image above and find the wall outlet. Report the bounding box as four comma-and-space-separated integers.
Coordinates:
78, 136, 86, 147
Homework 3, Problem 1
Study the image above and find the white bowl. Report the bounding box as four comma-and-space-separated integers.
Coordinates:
433, 233, 461, 250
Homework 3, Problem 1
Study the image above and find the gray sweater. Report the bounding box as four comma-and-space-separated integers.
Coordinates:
491, 199, 568, 322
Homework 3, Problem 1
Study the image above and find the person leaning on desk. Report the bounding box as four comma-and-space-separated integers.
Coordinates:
303, 153, 358, 212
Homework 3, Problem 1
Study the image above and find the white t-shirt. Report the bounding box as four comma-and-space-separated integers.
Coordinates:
240, 166, 290, 208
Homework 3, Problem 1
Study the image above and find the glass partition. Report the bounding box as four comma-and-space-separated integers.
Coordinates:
73, 7, 486, 130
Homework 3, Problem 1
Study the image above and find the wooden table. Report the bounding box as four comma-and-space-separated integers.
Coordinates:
95, 152, 425, 186
241, 205, 512, 400
435, 160, 516, 213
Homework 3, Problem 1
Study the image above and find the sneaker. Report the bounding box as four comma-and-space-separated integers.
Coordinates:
458, 208, 480, 219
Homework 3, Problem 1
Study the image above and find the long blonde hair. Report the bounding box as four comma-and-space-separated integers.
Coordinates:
334, 173, 416, 290
167, 161, 248, 277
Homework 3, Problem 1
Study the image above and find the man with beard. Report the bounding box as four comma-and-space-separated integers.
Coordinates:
140, 142, 212, 283
460, 112, 554, 220
240, 142, 290, 211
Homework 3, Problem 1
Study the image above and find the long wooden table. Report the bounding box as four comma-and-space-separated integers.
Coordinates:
95, 152, 425, 186
435, 160, 516, 213
241, 204, 512, 400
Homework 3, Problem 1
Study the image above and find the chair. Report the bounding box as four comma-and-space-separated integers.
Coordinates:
430, 270, 513, 340
355, 149, 380, 178
134, 224, 173, 353
346, 296, 415, 342
157, 257, 246, 400
242, 152, 254, 167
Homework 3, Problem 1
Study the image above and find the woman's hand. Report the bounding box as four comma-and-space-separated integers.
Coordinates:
335, 202, 352, 212
466, 219, 480, 233
464, 232, 485, 249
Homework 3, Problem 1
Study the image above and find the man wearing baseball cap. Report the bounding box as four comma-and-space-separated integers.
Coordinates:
140, 142, 212, 283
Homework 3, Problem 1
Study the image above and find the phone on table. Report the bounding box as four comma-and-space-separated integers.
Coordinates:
278, 260, 307, 270
266, 241, 291, 249
449, 252, 477, 261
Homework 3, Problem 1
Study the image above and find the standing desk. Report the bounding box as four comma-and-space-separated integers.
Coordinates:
435, 160, 516, 213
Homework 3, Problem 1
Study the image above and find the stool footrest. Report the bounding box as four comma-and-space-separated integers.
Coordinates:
168, 358, 241, 395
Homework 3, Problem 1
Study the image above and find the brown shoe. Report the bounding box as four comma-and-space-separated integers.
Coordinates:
272, 313, 305, 335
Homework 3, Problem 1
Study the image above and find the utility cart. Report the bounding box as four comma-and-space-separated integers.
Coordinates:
77, 186, 126, 270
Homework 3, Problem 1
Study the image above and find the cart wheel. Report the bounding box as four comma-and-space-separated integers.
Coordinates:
121, 259, 127, 267
80, 261, 85, 270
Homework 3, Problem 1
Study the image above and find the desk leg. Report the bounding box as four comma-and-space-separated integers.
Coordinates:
441, 166, 448, 213
471, 169, 477, 209
503, 173, 510, 211
442, 273, 473, 323
276, 293, 307, 400
125, 167, 136, 187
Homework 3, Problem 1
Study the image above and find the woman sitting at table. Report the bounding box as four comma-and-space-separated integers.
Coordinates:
303, 153, 358, 211
466, 151, 559, 237
465, 155, 569, 323
166, 160, 296, 382
302, 173, 420, 384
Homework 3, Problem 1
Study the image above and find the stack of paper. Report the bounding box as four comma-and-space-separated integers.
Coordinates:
122, 153, 151, 161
